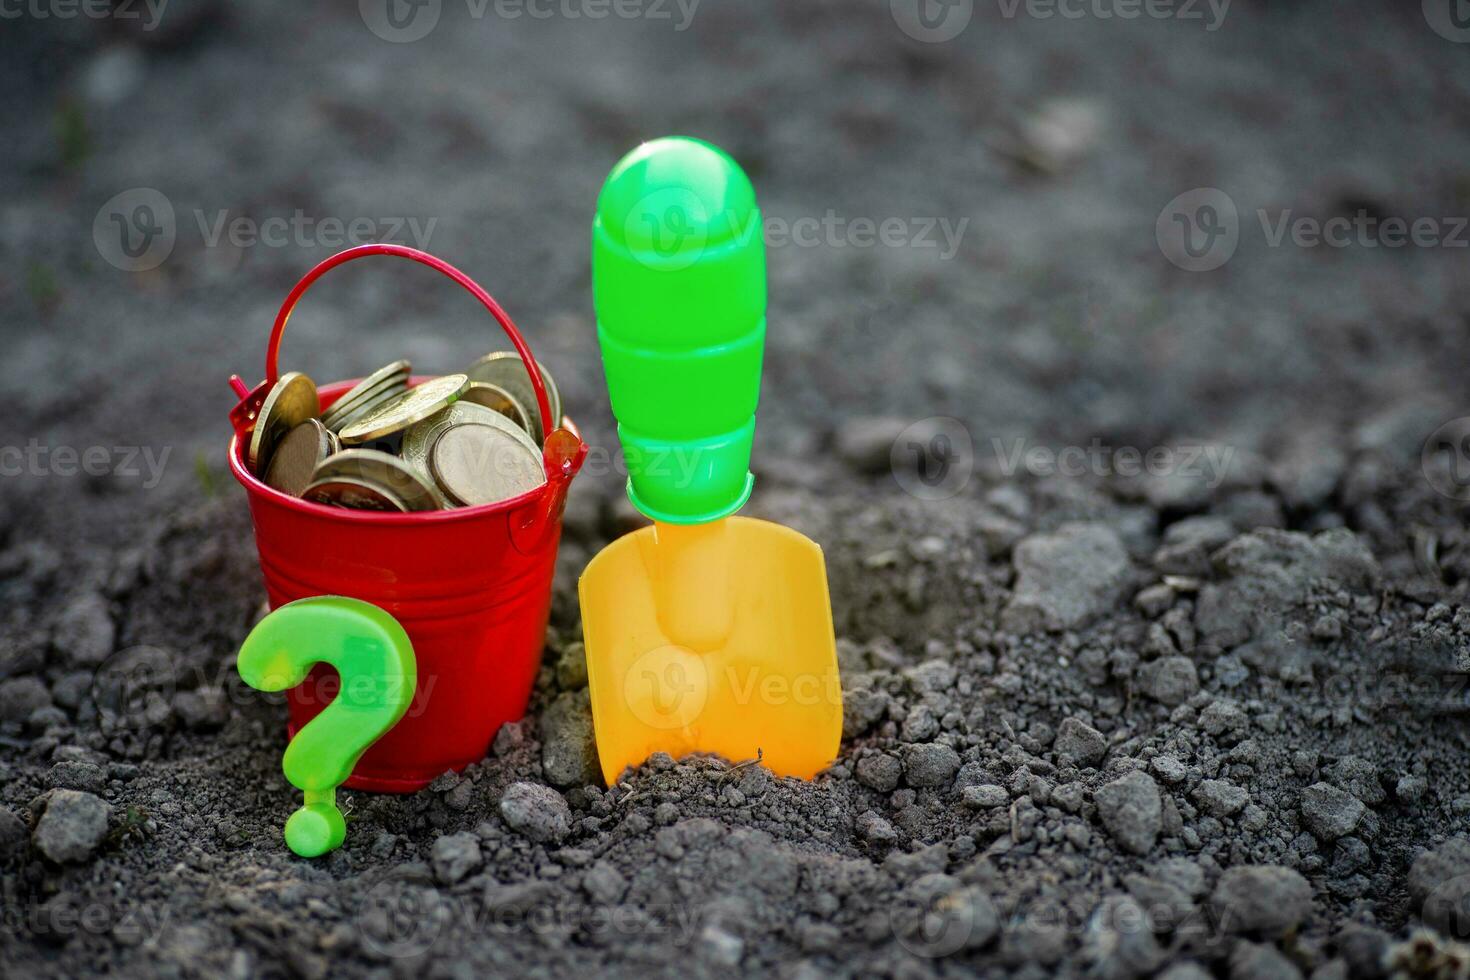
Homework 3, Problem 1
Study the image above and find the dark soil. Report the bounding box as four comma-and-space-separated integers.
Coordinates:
4, 2, 1470, 977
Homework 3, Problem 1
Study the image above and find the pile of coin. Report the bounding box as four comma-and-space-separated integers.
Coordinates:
247, 352, 562, 512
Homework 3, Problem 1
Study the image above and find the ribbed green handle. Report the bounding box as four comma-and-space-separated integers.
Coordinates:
592, 136, 766, 525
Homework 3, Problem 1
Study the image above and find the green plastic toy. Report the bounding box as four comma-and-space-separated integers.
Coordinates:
579, 137, 843, 783
237, 596, 417, 858
591, 135, 766, 524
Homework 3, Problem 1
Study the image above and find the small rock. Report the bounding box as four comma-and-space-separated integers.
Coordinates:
499, 782, 572, 843
697, 924, 744, 967
1151, 755, 1188, 785
45, 761, 107, 795
1229, 940, 1303, 980
1300, 783, 1365, 841
1409, 837, 1470, 935
581, 860, 627, 904
901, 742, 961, 788
52, 593, 115, 666
1194, 779, 1250, 818
1054, 717, 1108, 768
1095, 771, 1162, 855
962, 785, 1009, 809
855, 753, 902, 792
1002, 523, 1131, 633
977, 513, 1027, 558
431, 832, 482, 884
555, 641, 589, 690
835, 417, 908, 473
1211, 865, 1313, 936
1135, 584, 1176, 619
173, 689, 230, 732
0, 807, 27, 861
540, 690, 601, 788
0, 677, 52, 726
1141, 656, 1199, 706
856, 810, 897, 844
1084, 894, 1166, 980
33, 790, 111, 863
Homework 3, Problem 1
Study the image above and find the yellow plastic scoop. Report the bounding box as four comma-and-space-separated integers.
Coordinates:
579, 137, 842, 783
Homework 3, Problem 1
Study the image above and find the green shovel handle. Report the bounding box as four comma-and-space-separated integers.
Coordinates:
591, 136, 766, 525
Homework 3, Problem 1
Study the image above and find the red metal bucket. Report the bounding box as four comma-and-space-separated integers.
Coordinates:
227, 244, 587, 793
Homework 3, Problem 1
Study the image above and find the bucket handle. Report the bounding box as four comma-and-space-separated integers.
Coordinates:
263, 243, 555, 443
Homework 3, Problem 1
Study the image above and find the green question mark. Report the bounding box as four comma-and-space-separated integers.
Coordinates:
237, 596, 417, 858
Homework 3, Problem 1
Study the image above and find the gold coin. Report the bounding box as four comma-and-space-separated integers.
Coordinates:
264, 420, 337, 497
310, 448, 442, 511
401, 400, 539, 477
464, 352, 561, 441
339, 374, 469, 445
461, 382, 531, 434
320, 360, 411, 425
323, 374, 412, 433
303, 476, 410, 512
429, 422, 546, 507
248, 372, 319, 476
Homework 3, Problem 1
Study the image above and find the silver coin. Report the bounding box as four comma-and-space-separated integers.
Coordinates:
302, 476, 411, 512
460, 382, 531, 435
401, 400, 540, 478
322, 366, 411, 430
464, 352, 561, 441
264, 419, 337, 497
339, 374, 469, 444
429, 422, 546, 507
323, 374, 412, 433
248, 372, 319, 476
309, 448, 442, 511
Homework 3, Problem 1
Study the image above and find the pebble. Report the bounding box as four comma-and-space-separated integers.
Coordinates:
1408, 837, 1470, 936
1135, 583, 1176, 619
901, 742, 961, 788
1084, 894, 1166, 979
1094, 771, 1162, 855
1211, 865, 1313, 935
834, 417, 907, 473
962, 785, 1010, 810
1150, 755, 1188, 785
431, 831, 482, 884
0, 677, 52, 727
1002, 523, 1131, 633
1193, 779, 1250, 818
855, 753, 902, 792
581, 860, 627, 904
45, 760, 108, 795
855, 810, 897, 844
499, 782, 572, 843
52, 592, 115, 666
1142, 656, 1199, 706
1228, 940, 1303, 980
539, 690, 600, 788
33, 790, 112, 863
1299, 783, 1365, 841
1055, 717, 1108, 767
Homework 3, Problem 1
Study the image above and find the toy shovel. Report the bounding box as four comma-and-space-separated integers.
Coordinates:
579, 137, 842, 784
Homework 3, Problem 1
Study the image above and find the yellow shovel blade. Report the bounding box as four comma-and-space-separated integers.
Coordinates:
578, 516, 843, 784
